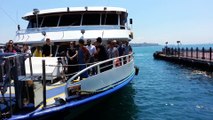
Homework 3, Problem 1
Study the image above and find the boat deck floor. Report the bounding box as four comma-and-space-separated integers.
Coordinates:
1, 81, 66, 109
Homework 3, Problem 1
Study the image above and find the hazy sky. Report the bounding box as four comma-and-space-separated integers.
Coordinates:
0, 0, 213, 45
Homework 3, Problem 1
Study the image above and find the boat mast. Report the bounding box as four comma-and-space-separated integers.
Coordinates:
33, 8, 40, 29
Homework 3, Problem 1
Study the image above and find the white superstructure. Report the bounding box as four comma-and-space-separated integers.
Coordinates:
15, 6, 133, 44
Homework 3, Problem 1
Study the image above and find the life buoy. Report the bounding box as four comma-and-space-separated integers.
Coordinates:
115, 58, 120, 67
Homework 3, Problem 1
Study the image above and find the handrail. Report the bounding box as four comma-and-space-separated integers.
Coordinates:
0, 53, 34, 78
0, 53, 29, 59
66, 53, 133, 85
0, 53, 21, 117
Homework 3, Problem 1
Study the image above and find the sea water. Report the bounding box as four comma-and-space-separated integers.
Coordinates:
76, 45, 213, 120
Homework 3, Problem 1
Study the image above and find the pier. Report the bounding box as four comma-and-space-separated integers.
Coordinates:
153, 47, 213, 72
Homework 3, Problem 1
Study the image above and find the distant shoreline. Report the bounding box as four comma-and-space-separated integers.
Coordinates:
130, 43, 160, 47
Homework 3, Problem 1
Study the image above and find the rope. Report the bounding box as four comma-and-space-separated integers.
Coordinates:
0, 5, 17, 26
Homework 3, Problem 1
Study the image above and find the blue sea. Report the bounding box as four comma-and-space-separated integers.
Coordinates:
76, 46, 213, 120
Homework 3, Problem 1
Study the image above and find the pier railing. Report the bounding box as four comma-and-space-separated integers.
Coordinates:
163, 47, 213, 61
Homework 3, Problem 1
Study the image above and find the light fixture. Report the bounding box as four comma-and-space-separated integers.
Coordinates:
42, 31, 46, 36
85, 6, 88, 11
33, 8, 39, 15
81, 29, 85, 34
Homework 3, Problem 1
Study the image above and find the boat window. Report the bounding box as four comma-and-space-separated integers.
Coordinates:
41, 16, 59, 27
120, 12, 127, 29
27, 17, 43, 28
101, 14, 118, 25
82, 13, 100, 25
59, 14, 81, 26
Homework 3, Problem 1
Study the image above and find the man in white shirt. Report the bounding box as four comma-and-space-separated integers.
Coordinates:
86, 39, 96, 57
86, 39, 97, 75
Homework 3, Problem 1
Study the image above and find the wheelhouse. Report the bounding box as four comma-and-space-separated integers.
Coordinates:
23, 7, 128, 30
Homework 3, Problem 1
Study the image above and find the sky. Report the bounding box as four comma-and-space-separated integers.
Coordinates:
0, 0, 213, 45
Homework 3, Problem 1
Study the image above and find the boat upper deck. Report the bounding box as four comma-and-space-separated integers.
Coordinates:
15, 7, 133, 44
23, 6, 127, 19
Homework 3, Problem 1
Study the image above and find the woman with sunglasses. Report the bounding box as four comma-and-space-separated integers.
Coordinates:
4, 40, 16, 53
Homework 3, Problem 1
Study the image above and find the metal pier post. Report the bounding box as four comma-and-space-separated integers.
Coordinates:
202, 47, 205, 59
42, 60, 46, 108
210, 47, 212, 61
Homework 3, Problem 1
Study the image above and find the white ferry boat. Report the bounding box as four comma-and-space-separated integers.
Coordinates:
0, 6, 137, 119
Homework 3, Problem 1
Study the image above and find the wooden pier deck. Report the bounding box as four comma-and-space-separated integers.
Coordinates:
153, 47, 213, 72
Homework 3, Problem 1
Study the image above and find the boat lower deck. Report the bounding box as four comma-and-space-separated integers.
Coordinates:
1, 81, 66, 111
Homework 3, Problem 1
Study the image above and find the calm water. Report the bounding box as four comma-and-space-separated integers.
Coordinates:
76, 46, 213, 120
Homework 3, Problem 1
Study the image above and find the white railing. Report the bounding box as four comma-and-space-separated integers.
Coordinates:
65, 53, 134, 98
67, 53, 133, 83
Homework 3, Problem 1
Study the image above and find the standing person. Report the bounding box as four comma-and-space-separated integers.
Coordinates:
107, 40, 119, 67
86, 39, 96, 75
78, 39, 89, 79
124, 41, 132, 55
33, 46, 42, 57
4, 40, 16, 53
14, 44, 22, 53
94, 37, 108, 61
42, 38, 53, 57
22, 44, 32, 56
107, 40, 119, 58
94, 37, 109, 72
66, 41, 78, 78
117, 41, 125, 56
123, 41, 132, 63
86, 39, 96, 60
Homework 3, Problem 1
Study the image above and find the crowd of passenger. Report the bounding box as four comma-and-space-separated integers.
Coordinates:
0, 37, 132, 79
0, 38, 53, 57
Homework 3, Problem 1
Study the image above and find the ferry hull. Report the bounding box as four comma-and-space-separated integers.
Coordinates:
10, 71, 135, 120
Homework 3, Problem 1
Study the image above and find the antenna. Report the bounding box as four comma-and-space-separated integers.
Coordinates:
103, 7, 107, 25
33, 8, 40, 29
16, 9, 19, 25
0, 5, 17, 25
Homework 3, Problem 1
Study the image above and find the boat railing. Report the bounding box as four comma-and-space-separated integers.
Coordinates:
65, 53, 134, 96
0, 53, 33, 118
0, 53, 57, 118
16, 25, 129, 34
0, 53, 32, 80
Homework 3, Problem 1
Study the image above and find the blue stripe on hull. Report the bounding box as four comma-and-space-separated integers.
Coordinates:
10, 71, 135, 119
